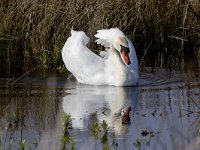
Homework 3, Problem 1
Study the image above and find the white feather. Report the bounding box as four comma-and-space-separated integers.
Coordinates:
62, 28, 139, 86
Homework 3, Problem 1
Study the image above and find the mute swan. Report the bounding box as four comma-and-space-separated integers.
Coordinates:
62, 28, 139, 86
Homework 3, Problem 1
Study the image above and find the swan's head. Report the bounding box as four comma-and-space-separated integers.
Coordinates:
113, 36, 131, 65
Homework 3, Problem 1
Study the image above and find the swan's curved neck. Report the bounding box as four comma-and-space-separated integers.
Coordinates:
108, 48, 129, 77
107, 46, 136, 86
110, 46, 127, 67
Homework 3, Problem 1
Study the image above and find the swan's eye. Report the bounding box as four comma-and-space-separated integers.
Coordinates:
120, 45, 130, 54
126, 48, 130, 54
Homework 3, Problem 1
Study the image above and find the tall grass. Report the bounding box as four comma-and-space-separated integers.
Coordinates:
0, 0, 199, 69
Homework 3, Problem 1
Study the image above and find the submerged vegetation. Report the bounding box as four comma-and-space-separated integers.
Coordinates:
62, 113, 75, 150
0, 0, 200, 70
90, 120, 118, 150
133, 129, 158, 150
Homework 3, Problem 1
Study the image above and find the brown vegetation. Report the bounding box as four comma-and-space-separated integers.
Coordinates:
0, 0, 199, 69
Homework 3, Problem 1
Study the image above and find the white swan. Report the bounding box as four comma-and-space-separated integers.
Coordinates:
62, 28, 139, 86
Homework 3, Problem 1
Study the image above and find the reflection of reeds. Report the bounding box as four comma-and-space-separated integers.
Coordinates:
0, 84, 60, 149
0, 0, 199, 69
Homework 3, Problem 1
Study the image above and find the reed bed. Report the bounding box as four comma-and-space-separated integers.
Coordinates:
0, 0, 199, 69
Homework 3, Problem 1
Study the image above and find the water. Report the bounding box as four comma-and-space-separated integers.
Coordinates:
0, 68, 200, 150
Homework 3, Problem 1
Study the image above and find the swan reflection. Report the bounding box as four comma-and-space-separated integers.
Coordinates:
62, 83, 138, 134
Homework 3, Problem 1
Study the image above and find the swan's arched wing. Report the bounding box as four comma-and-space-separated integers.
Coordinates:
95, 28, 125, 57
62, 30, 104, 84
95, 28, 138, 70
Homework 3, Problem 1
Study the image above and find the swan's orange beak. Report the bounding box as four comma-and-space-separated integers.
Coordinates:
121, 50, 131, 65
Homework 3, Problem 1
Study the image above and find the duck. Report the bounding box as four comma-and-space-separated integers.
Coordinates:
62, 28, 139, 86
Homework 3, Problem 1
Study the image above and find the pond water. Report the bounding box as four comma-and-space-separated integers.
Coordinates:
0, 67, 200, 150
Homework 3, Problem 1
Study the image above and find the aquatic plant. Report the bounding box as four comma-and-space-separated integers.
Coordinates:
90, 120, 119, 150
61, 135, 71, 150
61, 113, 75, 150
133, 129, 158, 150
63, 113, 72, 130
19, 140, 25, 150
101, 120, 108, 133
61, 128, 76, 150
70, 138, 75, 150
133, 138, 142, 150
19, 139, 39, 150
90, 121, 99, 138
103, 145, 110, 150
101, 120, 110, 150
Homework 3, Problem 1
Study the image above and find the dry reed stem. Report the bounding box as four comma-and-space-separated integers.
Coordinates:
0, 0, 199, 68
